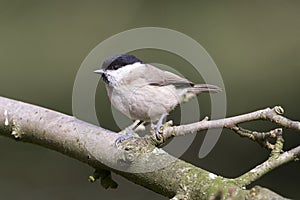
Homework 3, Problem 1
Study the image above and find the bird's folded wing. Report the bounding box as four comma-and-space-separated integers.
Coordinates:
143, 64, 194, 88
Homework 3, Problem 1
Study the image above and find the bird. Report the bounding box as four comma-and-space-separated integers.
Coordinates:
94, 54, 221, 146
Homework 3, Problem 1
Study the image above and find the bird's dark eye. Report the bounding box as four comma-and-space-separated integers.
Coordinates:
112, 65, 121, 70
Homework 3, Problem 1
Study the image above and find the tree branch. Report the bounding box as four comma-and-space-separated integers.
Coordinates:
0, 96, 298, 199
228, 126, 281, 150
160, 106, 300, 141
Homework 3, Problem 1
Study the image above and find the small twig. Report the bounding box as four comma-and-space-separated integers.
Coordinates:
229, 126, 281, 150
89, 169, 118, 189
234, 138, 300, 186
146, 105, 299, 187
270, 129, 284, 158
155, 106, 299, 145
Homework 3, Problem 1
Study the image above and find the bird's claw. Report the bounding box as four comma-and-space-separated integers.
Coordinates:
154, 113, 168, 140
155, 125, 163, 140
114, 130, 139, 147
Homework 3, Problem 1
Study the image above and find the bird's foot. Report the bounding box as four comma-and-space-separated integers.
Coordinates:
154, 113, 168, 140
115, 130, 139, 147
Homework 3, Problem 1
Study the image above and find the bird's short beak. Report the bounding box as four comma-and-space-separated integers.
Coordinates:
94, 69, 105, 74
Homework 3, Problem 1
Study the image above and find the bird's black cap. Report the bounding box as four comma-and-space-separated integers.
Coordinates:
102, 54, 144, 70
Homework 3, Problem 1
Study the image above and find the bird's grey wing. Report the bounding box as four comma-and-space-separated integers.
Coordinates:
141, 64, 194, 87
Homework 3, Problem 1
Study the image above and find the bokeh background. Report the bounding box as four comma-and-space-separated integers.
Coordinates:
0, 1, 300, 199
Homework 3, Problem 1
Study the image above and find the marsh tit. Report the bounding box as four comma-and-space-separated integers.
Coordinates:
94, 54, 221, 146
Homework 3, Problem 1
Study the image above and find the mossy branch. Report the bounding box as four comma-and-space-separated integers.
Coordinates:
0, 96, 298, 199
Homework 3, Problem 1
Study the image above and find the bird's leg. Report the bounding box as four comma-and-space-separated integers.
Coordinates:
154, 113, 168, 140
115, 120, 144, 147
118, 120, 143, 135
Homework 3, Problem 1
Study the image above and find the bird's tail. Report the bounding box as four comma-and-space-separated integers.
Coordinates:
180, 84, 221, 103
191, 84, 222, 93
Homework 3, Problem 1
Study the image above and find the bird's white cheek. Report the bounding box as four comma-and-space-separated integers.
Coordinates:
103, 74, 119, 87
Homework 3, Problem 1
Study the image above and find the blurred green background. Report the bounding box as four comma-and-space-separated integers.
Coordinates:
0, 0, 299, 199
